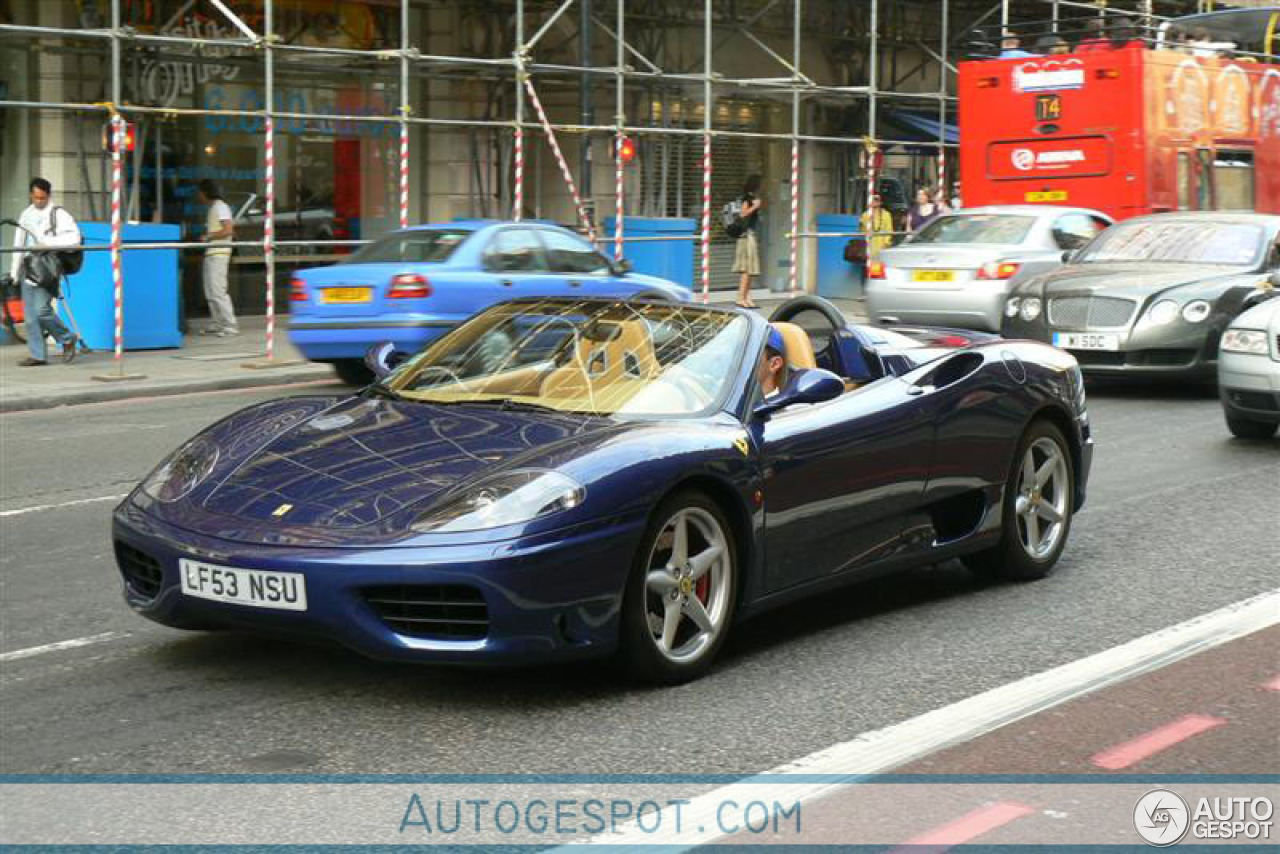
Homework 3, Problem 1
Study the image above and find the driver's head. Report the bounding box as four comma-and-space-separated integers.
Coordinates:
757, 325, 788, 396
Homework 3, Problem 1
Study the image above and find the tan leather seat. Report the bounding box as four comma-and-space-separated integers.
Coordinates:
541, 319, 659, 400
771, 322, 817, 370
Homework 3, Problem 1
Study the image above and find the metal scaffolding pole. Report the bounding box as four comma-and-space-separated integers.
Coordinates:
939, 0, 950, 202
789, 0, 801, 295
699, 0, 713, 303
399, 0, 411, 230
868, 0, 879, 210
514, 0, 526, 221
614, 0, 626, 260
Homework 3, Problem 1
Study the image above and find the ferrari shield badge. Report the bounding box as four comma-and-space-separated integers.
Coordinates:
734, 436, 750, 456
272, 503, 294, 518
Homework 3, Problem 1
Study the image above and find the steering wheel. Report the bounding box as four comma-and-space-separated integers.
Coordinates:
659, 365, 715, 410
769, 294, 847, 332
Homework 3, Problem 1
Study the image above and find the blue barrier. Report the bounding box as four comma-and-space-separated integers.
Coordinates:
602, 217, 696, 292
815, 214, 864, 299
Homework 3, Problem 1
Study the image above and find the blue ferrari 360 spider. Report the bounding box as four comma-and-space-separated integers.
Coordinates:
287, 220, 689, 384
114, 296, 1093, 683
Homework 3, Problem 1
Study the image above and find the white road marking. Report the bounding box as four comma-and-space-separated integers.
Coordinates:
35, 423, 168, 442
0, 494, 128, 518
0, 631, 129, 663
570, 588, 1280, 849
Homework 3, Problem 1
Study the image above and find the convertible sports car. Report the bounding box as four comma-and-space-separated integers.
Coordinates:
1002, 212, 1280, 380
287, 221, 689, 384
114, 296, 1092, 683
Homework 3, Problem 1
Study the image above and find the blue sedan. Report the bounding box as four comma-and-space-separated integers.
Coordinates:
287, 220, 690, 383
115, 296, 1092, 683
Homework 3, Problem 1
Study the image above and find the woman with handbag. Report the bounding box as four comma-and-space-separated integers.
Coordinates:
5, 178, 82, 366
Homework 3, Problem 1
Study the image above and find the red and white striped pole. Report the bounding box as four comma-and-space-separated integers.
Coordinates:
513, 125, 524, 221
399, 118, 410, 230
614, 134, 625, 261
789, 138, 799, 295
263, 115, 276, 361
700, 133, 711, 304
937, 147, 947, 207
110, 114, 124, 367
523, 78, 596, 242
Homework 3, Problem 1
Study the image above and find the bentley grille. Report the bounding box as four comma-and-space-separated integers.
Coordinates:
363, 584, 489, 641
1048, 296, 1138, 328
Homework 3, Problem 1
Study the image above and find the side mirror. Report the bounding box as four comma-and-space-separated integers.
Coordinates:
1061, 249, 1076, 263
754, 368, 845, 418
364, 341, 398, 380
612, 258, 633, 275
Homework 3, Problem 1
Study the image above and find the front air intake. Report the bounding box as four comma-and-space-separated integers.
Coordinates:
363, 585, 488, 641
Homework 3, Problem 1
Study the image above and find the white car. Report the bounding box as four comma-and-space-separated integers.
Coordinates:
1219, 293, 1280, 439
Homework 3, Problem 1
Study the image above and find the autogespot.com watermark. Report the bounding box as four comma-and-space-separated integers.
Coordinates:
398, 793, 802, 838
1135, 789, 1273, 846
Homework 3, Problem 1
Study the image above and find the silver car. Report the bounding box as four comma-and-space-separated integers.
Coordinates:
865, 206, 1113, 332
1220, 295, 1280, 439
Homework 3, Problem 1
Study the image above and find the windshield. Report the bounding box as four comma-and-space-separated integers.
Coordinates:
343, 230, 471, 264
386, 299, 750, 417
909, 214, 1036, 245
1075, 220, 1264, 266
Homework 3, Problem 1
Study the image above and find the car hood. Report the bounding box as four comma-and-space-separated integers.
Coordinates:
1024, 262, 1250, 299
200, 396, 620, 528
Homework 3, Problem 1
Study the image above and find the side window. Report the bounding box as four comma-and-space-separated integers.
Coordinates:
1177, 153, 1192, 210
540, 230, 611, 274
1051, 214, 1105, 250
485, 229, 546, 272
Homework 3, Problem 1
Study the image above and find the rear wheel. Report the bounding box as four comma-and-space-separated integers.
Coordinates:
332, 359, 373, 386
962, 420, 1075, 581
620, 492, 738, 684
1226, 414, 1278, 440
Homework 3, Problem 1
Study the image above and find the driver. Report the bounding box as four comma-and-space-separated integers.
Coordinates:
757, 325, 790, 397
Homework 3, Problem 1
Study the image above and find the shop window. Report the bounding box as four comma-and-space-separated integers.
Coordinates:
1212, 150, 1254, 211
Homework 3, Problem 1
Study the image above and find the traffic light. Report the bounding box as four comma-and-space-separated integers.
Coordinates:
616, 136, 637, 164
102, 121, 136, 153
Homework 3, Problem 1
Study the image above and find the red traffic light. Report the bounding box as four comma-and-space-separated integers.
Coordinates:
617, 136, 637, 164
102, 121, 137, 153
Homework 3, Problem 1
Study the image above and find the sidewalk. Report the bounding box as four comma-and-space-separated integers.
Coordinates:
0, 290, 866, 414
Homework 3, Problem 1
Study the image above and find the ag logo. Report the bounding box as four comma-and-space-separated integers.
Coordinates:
1011, 148, 1035, 171
1134, 789, 1190, 847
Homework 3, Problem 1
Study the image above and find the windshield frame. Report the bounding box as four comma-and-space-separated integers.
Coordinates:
1073, 219, 1266, 267
383, 298, 753, 421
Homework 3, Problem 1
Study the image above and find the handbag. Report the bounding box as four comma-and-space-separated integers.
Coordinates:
21, 252, 62, 297
843, 237, 867, 263
48, 207, 85, 276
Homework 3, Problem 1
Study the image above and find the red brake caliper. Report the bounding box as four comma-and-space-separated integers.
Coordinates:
695, 571, 710, 603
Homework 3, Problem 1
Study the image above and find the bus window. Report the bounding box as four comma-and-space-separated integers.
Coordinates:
1195, 148, 1214, 210
1212, 150, 1254, 211
1177, 153, 1193, 210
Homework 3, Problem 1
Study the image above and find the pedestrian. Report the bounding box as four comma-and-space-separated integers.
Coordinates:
860, 194, 894, 263
998, 30, 1038, 59
907, 188, 945, 233
733, 174, 764, 309
949, 183, 963, 211
1075, 18, 1111, 53
3, 177, 82, 366
757, 325, 789, 397
196, 179, 238, 336
1034, 33, 1071, 55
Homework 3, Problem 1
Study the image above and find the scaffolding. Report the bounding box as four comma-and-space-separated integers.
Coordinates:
0, 0, 1197, 371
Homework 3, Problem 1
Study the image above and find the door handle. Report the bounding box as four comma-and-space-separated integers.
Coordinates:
500, 280, 514, 287
569, 280, 582, 288
907, 384, 935, 396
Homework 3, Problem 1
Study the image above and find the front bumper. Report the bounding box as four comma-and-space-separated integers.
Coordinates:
1219, 349, 1280, 425
1003, 316, 1220, 379
112, 501, 647, 665
287, 318, 456, 360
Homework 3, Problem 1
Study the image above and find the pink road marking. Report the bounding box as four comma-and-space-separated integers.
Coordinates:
1263, 675, 1280, 692
1091, 714, 1226, 770
894, 801, 1036, 852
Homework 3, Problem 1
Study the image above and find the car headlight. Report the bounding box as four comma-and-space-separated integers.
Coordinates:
1148, 300, 1179, 324
1020, 297, 1042, 321
1221, 328, 1269, 355
1181, 300, 1211, 323
1005, 297, 1021, 318
141, 437, 220, 503
412, 469, 586, 533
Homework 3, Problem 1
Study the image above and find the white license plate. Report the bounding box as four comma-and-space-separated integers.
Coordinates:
179, 559, 308, 611
1053, 332, 1120, 351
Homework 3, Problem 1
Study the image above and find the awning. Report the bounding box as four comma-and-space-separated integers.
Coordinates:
880, 110, 959, 147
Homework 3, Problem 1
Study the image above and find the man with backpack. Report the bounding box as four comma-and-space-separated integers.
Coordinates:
3, 177, 82, 366
727, 175, 764, 309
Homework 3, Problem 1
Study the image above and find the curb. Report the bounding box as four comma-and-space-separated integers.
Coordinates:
0, 366, 338, 414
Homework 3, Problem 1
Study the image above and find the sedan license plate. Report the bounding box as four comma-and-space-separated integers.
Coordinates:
179, 559, 308, 611
1053, 332, 1120, 351
323, 287, 373, 304
911, 269, 955, 282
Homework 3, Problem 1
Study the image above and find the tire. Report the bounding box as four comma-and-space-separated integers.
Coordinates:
332, 359, 374, 386
619, 491, 739, 685
1226, 414, 1278, 440
961, 419, 1075, 582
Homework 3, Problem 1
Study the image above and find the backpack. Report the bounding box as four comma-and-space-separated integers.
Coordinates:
47, 207, 85, 277
721, 200, 746, 239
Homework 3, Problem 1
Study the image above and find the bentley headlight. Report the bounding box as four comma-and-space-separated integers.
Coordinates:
141, 437, 220, 503
1181, 300, 1211, 323
413, 469, 586, 533
1221, 328, 1269, 355
1004, 297, 1021, 318
1020, 297, 1042, 321
1148, 300, 1179, 324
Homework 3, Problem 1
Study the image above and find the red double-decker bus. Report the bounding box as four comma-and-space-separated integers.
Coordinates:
958, 8, 1280, 221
